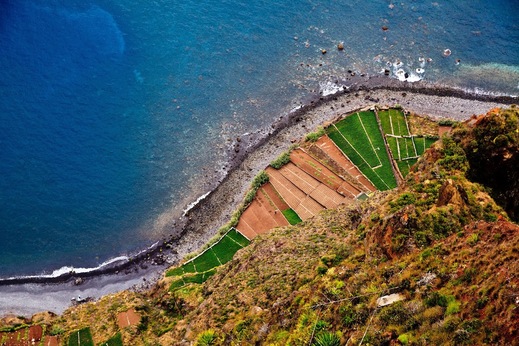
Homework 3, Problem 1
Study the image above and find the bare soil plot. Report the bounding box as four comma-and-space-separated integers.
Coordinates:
309, 184, 350, 209
279, 163, 320, 194
255, 188, 290, 228
261, 182, 289, 210
438, 125, 452, 137
0, 330, 25, 346
117, 308, 141, 329
290, 149, 342, 190
266, 167, 320, 220
307, 137, 374, 193
266, 167, 306, 208
246, 199, 282, 235
29, 325, 43, 343
0, 325, 42, 346
290, 148, 364, 199
43, 336, 59, 346
236, 217, 258, 240
295, 196, 325, 219
279, 163, 348, 209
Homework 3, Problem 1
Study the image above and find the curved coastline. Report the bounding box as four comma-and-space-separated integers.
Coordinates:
0, 77, 517, 315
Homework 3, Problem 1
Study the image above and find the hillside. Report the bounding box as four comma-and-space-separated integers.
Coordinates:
1, 106, 518, 346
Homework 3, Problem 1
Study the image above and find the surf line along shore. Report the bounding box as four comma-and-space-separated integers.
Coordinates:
0, 76, 516, 316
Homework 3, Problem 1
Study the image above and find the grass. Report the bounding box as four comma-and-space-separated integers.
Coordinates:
386, 136, 398, 158
226, 228, 250, 247
327, 126, 390, 190
68, 327, 94, 346
211, 235, 245, 263
327, 111, 397, 190
282, 208, 302, 225
166, 229, 250, 278
397, 159, 417, 177
101, 332, 123, 346
379, 109, 409, 136
170, 269, 217, 290
379, 108, 439, 178
166, 229, 250, 290
192, 249, 221, 272
334, 112, 381, 167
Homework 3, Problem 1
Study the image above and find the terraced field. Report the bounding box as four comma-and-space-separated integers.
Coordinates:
164, 106, 437, 297
327, 110, 397, 190
166, 228, 249, 290
378, 108, 438, 177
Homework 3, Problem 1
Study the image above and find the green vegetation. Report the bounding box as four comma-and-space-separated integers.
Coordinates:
438, 119, 456, 126
251, 170, 269, 189
397, 158, 417, 177
312, 331, 341, 346
270, 151, 292, 169
459, 105, 519, 220
196, 329, 217, 345
327, 111, 397, 190
4, 107, 517, 346
192, 250, 221, 272
379, 108, 409, 136
101, 333, 123, 346
305, 126, 326, 142
282, 208, 302, 225
226, 228, 250, 247
379, 108, 438, 178
166, 228, 250, 290
68, 328, 94, 346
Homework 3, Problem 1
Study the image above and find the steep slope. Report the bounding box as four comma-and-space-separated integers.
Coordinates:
1, 107, 518, 346
162, 132, 517, 345
453, 106, 519, 221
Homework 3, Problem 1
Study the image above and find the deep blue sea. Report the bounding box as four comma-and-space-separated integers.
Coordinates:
0, 0, 518, 278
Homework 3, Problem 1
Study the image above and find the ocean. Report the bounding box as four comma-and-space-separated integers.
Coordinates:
0, 0, 518, 278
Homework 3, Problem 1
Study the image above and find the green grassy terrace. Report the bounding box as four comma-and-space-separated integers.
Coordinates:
166, 228, 250, 290
327, 110, 397, 190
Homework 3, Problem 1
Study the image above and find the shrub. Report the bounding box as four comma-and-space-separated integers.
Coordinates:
389, 192, 416, 212
425, 292, 448, 308
312, 331, 341, 346
467, 233, 479, 246
306, 126, 325, 142
438, 119, 456, 126
49, 325, 65, 336
251, 170, 269, 189
397, 333, 410, 345
270, 151, 291, 169
196, 329, 217, 346
445, 297, 460, 316
137, 315, 149, 333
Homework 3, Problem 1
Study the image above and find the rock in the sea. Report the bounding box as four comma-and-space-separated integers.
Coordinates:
337, 42, 344, 51
321, 49, 327, 55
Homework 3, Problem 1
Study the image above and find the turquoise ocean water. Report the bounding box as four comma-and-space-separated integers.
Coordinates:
0, 0, 518, 277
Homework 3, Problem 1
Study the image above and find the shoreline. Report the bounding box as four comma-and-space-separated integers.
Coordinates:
0, 77, 517, 316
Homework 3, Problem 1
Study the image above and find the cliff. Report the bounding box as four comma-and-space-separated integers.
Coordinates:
1, 106, 518, 346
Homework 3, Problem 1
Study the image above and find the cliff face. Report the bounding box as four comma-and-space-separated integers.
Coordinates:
455, 106, 519, 221
156, 107, 519, 345
2, 107, 518, 346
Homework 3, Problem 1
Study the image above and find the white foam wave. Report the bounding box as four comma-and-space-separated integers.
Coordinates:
182, 191, 211, 217
319, 81, 346, 96
392, 60, 423, 83
5, 256, 130, 280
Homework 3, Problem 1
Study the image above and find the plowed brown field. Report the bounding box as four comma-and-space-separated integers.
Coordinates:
314, 136, 376, 192
117, 308, 141, 329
